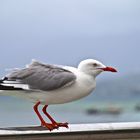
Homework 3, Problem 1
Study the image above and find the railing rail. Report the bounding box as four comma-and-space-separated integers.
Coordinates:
1, 122, 140, 140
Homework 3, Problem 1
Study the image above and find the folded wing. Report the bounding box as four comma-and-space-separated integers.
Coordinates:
3, 61, 76, 91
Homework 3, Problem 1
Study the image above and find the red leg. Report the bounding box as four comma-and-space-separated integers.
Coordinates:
42, 105, 68, 128
33, 102, 57, 131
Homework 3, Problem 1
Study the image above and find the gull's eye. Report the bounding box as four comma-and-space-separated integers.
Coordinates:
93, 63, 98, 67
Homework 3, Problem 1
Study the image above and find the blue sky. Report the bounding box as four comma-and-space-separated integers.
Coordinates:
0, 0, 140, 79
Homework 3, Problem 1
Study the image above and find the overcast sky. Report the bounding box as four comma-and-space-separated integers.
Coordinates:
0, 0, 140, 79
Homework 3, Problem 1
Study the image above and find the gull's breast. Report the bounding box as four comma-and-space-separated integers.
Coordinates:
28, 72, 96, 105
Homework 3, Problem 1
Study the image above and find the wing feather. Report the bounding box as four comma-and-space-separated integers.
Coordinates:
6, 61, 76, 91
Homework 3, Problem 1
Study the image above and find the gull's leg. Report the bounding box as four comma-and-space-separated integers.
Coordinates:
33, 101, 58, 131
42, 105, 69, 128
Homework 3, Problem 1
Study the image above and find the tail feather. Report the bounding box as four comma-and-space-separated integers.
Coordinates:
0, 85, 23, 90
0, 77, 23, 90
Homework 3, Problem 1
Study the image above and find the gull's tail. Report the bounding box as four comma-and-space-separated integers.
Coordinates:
0, 77, 23, 91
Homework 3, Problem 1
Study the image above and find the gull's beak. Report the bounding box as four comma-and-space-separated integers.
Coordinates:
99, 67, 117, 72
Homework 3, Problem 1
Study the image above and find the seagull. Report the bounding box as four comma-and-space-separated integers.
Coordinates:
0, 59, 117, 131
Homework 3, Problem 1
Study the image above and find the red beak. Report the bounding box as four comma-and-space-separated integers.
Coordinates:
100, 67, 117, 72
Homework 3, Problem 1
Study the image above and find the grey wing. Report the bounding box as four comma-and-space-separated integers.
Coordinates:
6, 61, 76, 91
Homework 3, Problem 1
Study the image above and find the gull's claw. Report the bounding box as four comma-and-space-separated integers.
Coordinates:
41, 122, 58, 131
53, 122, 69, 128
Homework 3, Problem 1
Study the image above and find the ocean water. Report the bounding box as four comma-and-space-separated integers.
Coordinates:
0, 95, 140, 128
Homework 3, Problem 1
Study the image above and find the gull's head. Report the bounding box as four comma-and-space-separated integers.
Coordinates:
78, 59, 117, 77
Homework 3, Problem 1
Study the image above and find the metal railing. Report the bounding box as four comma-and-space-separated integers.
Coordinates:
0, 122, 140, 140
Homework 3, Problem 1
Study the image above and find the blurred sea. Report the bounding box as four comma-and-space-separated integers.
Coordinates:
0, 93, 140, 128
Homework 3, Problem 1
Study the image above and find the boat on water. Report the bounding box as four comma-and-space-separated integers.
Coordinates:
86, 106, 123, 115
